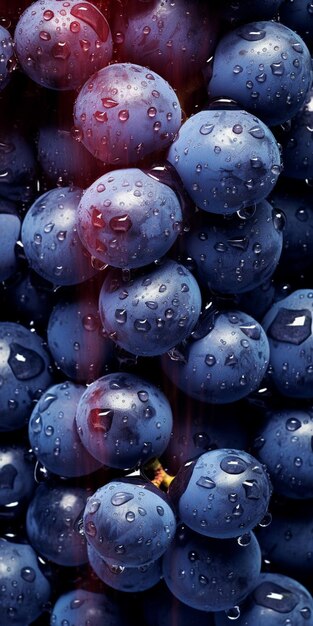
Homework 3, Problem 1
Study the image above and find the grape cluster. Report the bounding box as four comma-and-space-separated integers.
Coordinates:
1, 1, 313, 625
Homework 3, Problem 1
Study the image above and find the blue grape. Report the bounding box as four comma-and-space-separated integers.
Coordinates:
182, 200, 283, 294
111, 0, 220, 89
83, 478, 176, 566
162, 307, 270, 404
0, 24, 15, 90
26, 480, 92, 566
0, 124, 37, 206
208, 20, 312, 126
0, 442, 35, 519
253, 406, 313, 499
167, 109, 281, 215
21, 186, 97, 286
0, 321, 53, 432
0, 199, 21, 282
0, 537, 51, 625
280, 0, 313, 51
257, 500, 313, 578
75, 371, 173, 470
214, 572, 313, 625
50, 588, 129, 626
98, 259, 202, 357
162, 524, 262, 612
14, 0, 113, 90
28, 381, 103, 478
169, 448, 271, 538
161, 392, 251, 475
73, 62, 182, 166
47, 285, 116, 383
262, 289, 313, 398
87, 542, 162, 593
77, 167, 183, 269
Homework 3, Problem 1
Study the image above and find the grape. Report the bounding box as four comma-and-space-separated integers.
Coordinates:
0, 199, 21, 282
208, 20, 312, 126
253, 406, 313, 499
47, 284, 116, 383
77, 167, 183, 269
26, 480, 92, 566
50, 588, 129, 626
162, 523, 262, 612
73, 62, 182, 166
75, 371, 173, 470
14, 0, 113, 90
262, 288, 313, 398
28, 381, 103, 478
162, 308, 270, 404
167, 108, 281, 215
0, 442, 35, 519
0, 321, 53, 431
0, 538, 51, 625
83, 477, 176, 566
21, 186, 97, 286
182, 199, 283, 294
214, 572, 313, 625
168, 448, 272, 539
98, 258, 202, 357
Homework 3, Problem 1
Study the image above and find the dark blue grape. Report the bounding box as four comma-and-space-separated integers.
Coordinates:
169, 448, 271, 538
1, 269, 55, 333
162, 523, 262, 612
37, 121, 105, 188
269, 183, 313, 276
75, 371, 173, 470
0, 24, 15, 90
217, 0, 283, 23
257, 500, 313, 578
160, 391, 251, 476
47, 286, 115, 383
83, 478, 176, 566
162, 308, 270, 404
262, 289, 313, 398
253, 406, 313, 499
214, 572, 313, 625
77, 167, 183, 269
87, 542, 162, 593
0, 537, 51, 625
73, 62, 182, 166
111, 0, 220, 89
0, 442, 35, 519
167, 109, 281, 215
50, 588, 129, 626
28, 381, 103, 478
0, 321, 53, 432
0, 199, 21, 282
280, 0, 313, 51
278, 87, 313, 181
182, 199, 283, 294
0, 124, 37, 206
14, 0, 113, 90
98, 259, 202, 357
208, 21, 312, 126
26, 481, 92, 566
21, 186, 97, 286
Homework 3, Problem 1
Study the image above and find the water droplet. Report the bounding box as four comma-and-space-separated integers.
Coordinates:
239, 27, 266, 41
268, 307, 312, 345
115, 309, 127, 324
134, 319, 151, 332
253, 581, 298, 612
118, 110, 129, 122
270, 62, 285, 76
70, 2, 110, 41
237, 533, 251, 546
88, 499, 101, 514
249, 126, 265, 139
109, 214, 132, 232
157, 506, 164, 516
205, 354, 216, 367
239, 323, 261, 340
286, 417, 301, 432
88, 408, 114, 432
200, 123, 214, 135
220, 455, 247, 474
39, 31, 51, 41
227, 236, 249, 251
126, 511, 135, 522
138, 390, 149, 402
232, 124, 243, 134
52, 41, 71, 60
8, 343, 45, 381
111, 492, 134, 506
243, 480, 261, 499
94, 110, 108, 123
43, 9, 54, 20
20, 567, 36, 582
196, 476, 216, 489
226, 606, 240, 620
